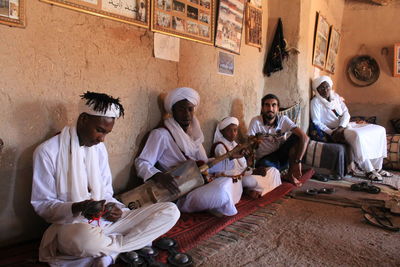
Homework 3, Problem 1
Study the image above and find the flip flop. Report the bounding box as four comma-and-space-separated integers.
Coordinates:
350, 182, 381, 194
311, 174, 328, 182
364, 213, 400, 232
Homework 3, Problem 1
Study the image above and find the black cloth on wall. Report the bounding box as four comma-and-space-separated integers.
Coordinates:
263, 18, 288, 76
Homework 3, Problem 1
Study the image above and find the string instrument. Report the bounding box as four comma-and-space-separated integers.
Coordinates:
117, 133, 276, 210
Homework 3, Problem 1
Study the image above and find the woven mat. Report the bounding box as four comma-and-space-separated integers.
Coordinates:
157, 169, 314, 263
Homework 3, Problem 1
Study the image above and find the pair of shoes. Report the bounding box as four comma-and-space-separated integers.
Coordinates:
311, 174, 328, 182
377, 169, 393, 177
366, 170, 383, 181
305, 187, 335, 195
350, 181, 380, 194
119, 251, 146, 267
362, 205, 400, 232
155, 237, 193, 267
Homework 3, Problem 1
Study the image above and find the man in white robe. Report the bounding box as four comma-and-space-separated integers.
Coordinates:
311, 76, 392, 181
31, 92, 180, 267
211, 117, 281, 200
135, 87, 244, 216
248, 94, 309, 187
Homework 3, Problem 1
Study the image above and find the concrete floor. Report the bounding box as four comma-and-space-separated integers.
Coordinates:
199, 198, 400, 267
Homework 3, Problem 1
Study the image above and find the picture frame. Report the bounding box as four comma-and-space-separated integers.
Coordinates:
151, 0, 216, 45
0, 0, 25, 28
217, 51, 234, 76
394, 43, 400, 77
245, 2, 262, 48
312, 12, 330, 69
215, 0, 245, 54
40, 0, 149, 28
325, 26, 340, 74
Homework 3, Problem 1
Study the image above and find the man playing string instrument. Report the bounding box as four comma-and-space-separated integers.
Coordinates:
136, 87, 248, 216
248, 94, 309, 187
31, 92, 179, 267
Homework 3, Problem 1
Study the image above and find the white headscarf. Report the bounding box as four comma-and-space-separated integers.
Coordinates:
56, 126, 103, 202
163, 87, 207, 161
312, 76, 343, 114
164, 87, 200, 114
213, 117, 239, 146
78, 99, 121, 118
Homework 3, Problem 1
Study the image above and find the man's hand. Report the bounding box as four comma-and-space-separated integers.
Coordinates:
103, 203, 122, 222
72, 199, 105, 219
152, 172, 180, 195
332, 127, 346, 143
252, 166, 267, 176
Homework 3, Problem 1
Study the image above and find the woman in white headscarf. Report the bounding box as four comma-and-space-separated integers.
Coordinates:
210, 117, 281, 199
311, 76, 392, 181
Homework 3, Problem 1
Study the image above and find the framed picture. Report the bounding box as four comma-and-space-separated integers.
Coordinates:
312, 12, 330, 69
394, 43, 400, 77
218, 51, 234, 76
245, 3, 262, 48
0, 0, 25, 27
215, 0, 245, 54
40, 0, 149, 28
151, 0, 216, 45
325, 27, 340, 73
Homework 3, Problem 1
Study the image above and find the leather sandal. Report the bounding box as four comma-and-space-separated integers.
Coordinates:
119, 251, 146, 267
364, 213, 400, 232
366, 170, 383, 181
305, 188, 335, 195
350, 182, 380, 194
154, 237, 193, 267
136, 246, 167, 267
311, 174, 328, 182
377, 169, 393, 177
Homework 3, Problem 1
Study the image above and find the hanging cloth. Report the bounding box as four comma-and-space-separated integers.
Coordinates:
263, 18, 288, 76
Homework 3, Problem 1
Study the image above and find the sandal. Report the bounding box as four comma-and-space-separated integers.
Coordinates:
364, 213, 400, 232
154, 237, 193, 267
136, 246, 167, 267
366, 170, 383, 181
350, 182, 380, 194
311, 174, 328, 182
377, 169, 393, 177
305, 188, 335, 195
119, 251, 146, 267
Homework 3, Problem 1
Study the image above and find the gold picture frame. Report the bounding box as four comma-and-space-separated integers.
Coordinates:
40, 0, 150, 28
312, 12, 329, 69
325, 26, 340, 74
394, 43, 400, 77
245, 3, 262, 48
0, 0, 25, 28
215, 0, 245, 54
151, 0, 216, 45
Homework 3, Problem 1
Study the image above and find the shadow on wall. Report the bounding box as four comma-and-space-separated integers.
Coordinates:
230, 98, 247, 143
0, 101, 68, 246
122, 91, 165, 192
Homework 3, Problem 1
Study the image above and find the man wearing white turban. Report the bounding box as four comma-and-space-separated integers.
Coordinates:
136, 88, 245, 216
311, 76, 392, 181
32, 92, 180, 267
209, 117, 281, 202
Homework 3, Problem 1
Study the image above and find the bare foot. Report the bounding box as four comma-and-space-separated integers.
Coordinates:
246, 189, 261, 199
282, 175, 303, 187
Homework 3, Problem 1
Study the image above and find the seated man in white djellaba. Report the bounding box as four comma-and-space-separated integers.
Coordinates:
311, 75, 392, 181
210, 117, 282, 199
31, 92, 180, 267
135, 87, 247, 216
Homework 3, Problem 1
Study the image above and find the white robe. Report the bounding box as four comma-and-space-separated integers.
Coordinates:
310, 96, 387, 172
32, 134, 180, 267
135, 127, 243, 216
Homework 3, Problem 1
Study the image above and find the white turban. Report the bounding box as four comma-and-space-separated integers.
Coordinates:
312, 75, 333, 91
213, 117, 239, 144
164, 87, 200, 114
79, 99, 121, 118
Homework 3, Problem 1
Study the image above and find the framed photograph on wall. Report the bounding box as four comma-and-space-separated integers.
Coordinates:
0, 0, 25, 27
325, 27, 340, 73
245, 2, 262, 48
218, 51, 234, 76
40, 0, 149, 28
394, 43, 400, 77
151, 0, 216, 45
312, 12, 330, 69
215, 0, 245, 54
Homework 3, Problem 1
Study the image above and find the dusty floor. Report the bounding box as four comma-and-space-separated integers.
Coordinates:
199, 199, 400, 267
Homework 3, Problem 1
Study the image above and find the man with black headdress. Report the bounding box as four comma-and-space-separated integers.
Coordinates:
31, 92, 180, 267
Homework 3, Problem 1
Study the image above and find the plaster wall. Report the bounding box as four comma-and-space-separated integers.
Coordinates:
335, 1, 400, 132
265, 0, 345, 131
0, 1, 268, 246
